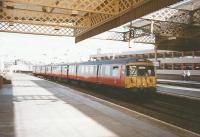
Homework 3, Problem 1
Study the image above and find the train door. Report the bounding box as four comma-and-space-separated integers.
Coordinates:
97, 65, 104, 84
60, 66, 63, 77
45, 66, 47, 75
97, 65, 100, 83
75, 65, 78, 79
50, 66, 52, 76
62, 65, 68, 78
90, 65, 98, 83
111, 65, 121, 87
120, 65, 126, 87
67, 65, 69, 77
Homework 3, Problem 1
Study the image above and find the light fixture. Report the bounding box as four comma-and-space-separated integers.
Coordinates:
54, 27, 60, 31
9, 22, 14, 27
71, 10, 78, 16
168, 36, 176, 40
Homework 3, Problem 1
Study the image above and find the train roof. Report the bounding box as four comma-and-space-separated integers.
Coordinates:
34, 58, 151, 67
68, 57, 150, 66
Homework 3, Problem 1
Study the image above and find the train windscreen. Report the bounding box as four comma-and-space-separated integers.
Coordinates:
126, 65, 155, 76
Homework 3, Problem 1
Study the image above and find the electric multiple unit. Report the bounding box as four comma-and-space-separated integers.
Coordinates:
33, 58, 156, 92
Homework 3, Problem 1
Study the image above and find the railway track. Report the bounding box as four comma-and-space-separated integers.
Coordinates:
157, 89, 200, 101
43, 77, 200, 134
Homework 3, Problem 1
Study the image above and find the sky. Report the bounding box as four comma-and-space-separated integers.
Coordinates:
0, 32, 154, 65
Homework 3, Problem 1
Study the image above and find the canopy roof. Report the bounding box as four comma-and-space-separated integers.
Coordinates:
0, 0, 180, 42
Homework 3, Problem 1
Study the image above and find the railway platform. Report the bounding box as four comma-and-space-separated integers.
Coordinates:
157, 79, 200, 88
0, 73, 199, 137
157, 79, 200, 100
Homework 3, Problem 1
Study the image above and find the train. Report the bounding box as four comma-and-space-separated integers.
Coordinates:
33, 58, 156, 92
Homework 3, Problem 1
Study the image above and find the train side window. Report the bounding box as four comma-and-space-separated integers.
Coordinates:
74, 66, 76, 74
88, 66, 91, 75
55, 66, 58, 72
93, 65, 97, 75
53, 66, 56, 72
79, 66, 81, 74
77, 66, 80, 74
85, 65, 88, 75
68, 66, 71, 73
87, 65, 91, 75
62, 66, 68, 74
91, 66, 94, 75
85, 65, 88, 74
57, 66, 61, 73
52, 67, 56, 72
46, 67, 48, 72
54, 66, 57, 72
80, 66, 82, 74
83, 66, 86, 74
81, 66, 84, 74
112, 66, 119, 77
69, 65, 75, 74
105, 66, 111, 76
71, 66, 74, 74
73, 66, 76, 74
100, 66, 105, 76
88, 65, 93, 75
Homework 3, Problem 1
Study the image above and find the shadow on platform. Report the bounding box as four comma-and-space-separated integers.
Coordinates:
30, 79, 190, 137
0, 85, 15, 137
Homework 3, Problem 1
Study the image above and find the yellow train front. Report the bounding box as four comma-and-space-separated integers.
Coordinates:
124, 60, 156, 92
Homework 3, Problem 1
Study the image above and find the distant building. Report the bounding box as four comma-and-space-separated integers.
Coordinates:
0, 59, 4, 73
2, 59, 33, 73
3, 61, 15, 72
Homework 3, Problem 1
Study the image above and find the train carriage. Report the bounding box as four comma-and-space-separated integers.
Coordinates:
76, 64, 98, 83
92, 60, 124, 88
33, 57, 156, 92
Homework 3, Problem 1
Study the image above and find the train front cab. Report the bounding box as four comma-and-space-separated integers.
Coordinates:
124, 62, 156, 93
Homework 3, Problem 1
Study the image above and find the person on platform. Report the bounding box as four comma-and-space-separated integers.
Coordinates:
186, 70, 191, 81
182, 70, 186, 80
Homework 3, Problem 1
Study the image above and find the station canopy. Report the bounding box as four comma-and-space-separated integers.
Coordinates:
94, 0, 200, 51
0, 0, 181, 43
